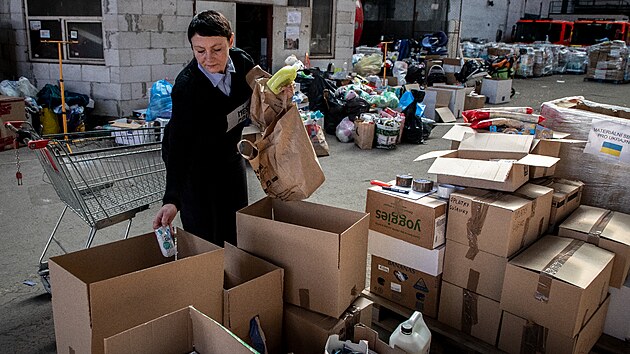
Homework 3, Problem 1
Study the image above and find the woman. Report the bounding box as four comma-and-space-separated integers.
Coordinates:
152, 10, 254, 246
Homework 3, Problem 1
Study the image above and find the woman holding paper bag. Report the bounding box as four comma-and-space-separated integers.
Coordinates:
152, 10, 255, 246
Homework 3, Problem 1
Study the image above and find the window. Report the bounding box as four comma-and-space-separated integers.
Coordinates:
310, 0, 334, 57
26, 0, 104, 63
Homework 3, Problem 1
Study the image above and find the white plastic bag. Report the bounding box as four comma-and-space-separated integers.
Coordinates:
335, 117, 355, 143
17, 77, 39, 97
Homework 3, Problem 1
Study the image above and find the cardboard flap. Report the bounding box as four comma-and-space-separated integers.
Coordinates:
561, 206, 630, 246
428, 157, 514, 182
442, 125, 476, 142
516, 154, 560, 168
436, 107, 456, 123
414, 150, 457, 161
459, 132, 533, 154
509, 236, 615, 289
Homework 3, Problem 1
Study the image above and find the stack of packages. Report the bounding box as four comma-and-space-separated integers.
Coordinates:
515, 45, 535, 77
533, 45, 554, 77
409, 104, 627, 353
586, 40, 630, 81
566, 49, 588, 74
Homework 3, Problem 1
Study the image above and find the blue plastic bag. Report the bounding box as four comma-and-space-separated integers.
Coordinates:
146, 79, 173, 121
398, 90, 426, 117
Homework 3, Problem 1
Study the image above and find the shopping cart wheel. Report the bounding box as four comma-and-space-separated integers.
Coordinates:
38, 262, 51, 294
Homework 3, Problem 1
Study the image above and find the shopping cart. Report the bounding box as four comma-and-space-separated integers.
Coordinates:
4, 121, 166, 293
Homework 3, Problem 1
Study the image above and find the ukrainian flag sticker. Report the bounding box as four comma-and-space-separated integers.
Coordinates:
600, 141, 623, 157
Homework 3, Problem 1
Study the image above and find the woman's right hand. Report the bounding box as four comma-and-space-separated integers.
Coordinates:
152, 203, 178, 230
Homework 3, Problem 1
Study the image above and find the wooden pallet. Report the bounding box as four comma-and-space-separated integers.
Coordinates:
361, 289, 504, 354
584, 77, 630, 84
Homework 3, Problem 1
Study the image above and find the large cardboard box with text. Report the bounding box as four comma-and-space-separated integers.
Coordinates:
104, 306, 256, 354
50, 229, 224, 354
283, 297, 373, 354
365, 187, 447, 250
446, 187, 551, 259
237, 197, 369, 318
558, 205, 630, 288
0, 95, 26, 139
500, 236, 614, 337
223, 243, 284, 353
438, 280, 502, 346
498, 296, 610, 354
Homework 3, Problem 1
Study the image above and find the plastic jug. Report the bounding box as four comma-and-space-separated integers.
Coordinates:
389, 311, 431, 354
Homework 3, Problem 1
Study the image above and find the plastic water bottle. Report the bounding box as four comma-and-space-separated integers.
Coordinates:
342, 61, 349, 75
389, 311, 431, 354
154, 226, 176, 257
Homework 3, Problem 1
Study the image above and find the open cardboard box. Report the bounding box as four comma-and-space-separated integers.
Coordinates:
223, 243, 284, 353
104, 306, 256, 354
237, 197, 369, 318
500, 235, 614, 337
50, 229, 224, 354
415, 130, 561, 192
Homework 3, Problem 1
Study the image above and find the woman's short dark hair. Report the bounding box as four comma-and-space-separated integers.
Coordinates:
187, 10, 232, 43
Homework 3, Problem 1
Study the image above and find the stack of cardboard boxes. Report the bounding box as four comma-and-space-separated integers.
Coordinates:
408, 125, 625, 353
586, 41, 630, 82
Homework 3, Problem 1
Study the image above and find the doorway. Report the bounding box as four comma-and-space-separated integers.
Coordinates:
236, 4, 272, 71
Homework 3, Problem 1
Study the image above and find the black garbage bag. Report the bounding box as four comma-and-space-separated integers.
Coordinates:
299, 68, 337, 112
345, 96, 370, 121
404, 63, 425, 84
401, 90, 433, 144
322, 89, 347, 135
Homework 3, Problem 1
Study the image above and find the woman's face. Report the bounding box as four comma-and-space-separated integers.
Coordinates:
191, 33, 234, 74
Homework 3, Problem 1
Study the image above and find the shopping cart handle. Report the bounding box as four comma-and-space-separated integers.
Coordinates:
28, 139, 50, 150
3, 121, 24, 133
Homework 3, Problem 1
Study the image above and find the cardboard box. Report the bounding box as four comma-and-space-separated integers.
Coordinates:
368, 230, 445, 277
237, 197, 369, 318
512, 183, 554, 246
50, 229, 224, 354
500, 235, 614, 337
529, 138, 562, 178
365, 187, 447, 250
0, 95, 26, 139
498, 295, 611, 354
446, 187, 533, 258
604, 275, 630, 341
428, 83, 467, 118
442, 239, 507, 302
283, 297, 373, 354
481, 79, 512, 104
558, 205, 630, 289
464, 93, 486, 110
352, 324, 406, 354
223, 243, 283, 353
531, 177, 584, 227
438, 280, 502, 346
415, 134, 560, 192
104, 306, 256, 354
422, 89, 451, 120
370, 255, 442, 318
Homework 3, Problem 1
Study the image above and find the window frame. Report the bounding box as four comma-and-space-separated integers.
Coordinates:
25, 0, 105, 64
309, 0, 336, 59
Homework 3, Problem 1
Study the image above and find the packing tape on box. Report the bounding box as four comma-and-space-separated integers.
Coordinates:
535, 239, 584, 303
511, 191, 538, 249
586, 210, 614, 247
396, 174, 413, 188
467, 269, 480, 293
461, 289, 479, 335
521, 321, 549, 353
465, 192, 503, 260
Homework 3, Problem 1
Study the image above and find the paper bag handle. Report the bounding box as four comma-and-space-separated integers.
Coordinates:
237, 139, 258, 160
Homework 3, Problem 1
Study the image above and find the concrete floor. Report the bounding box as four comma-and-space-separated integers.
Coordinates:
0, 74, 628, 353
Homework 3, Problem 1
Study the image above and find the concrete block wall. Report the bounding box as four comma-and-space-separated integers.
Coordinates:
0, 0, 29, 81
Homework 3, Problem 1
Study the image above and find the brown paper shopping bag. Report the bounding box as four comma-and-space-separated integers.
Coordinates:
353, 119, 375, 150
238, 104, 325, 201
250, 77, 287, 131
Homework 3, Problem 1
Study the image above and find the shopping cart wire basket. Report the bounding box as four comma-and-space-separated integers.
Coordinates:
5, 121, 166, 293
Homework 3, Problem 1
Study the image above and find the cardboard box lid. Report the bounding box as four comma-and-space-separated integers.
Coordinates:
458, 132, 533, 157
509, 235, 615, 289
428, 157, 517, 183
453, 187, 531, 212
559, 205, 630, 247
441, 125, 476, 142
104, 306, 256, 354
515, 154, 559, 168
435, 107, 456, 123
